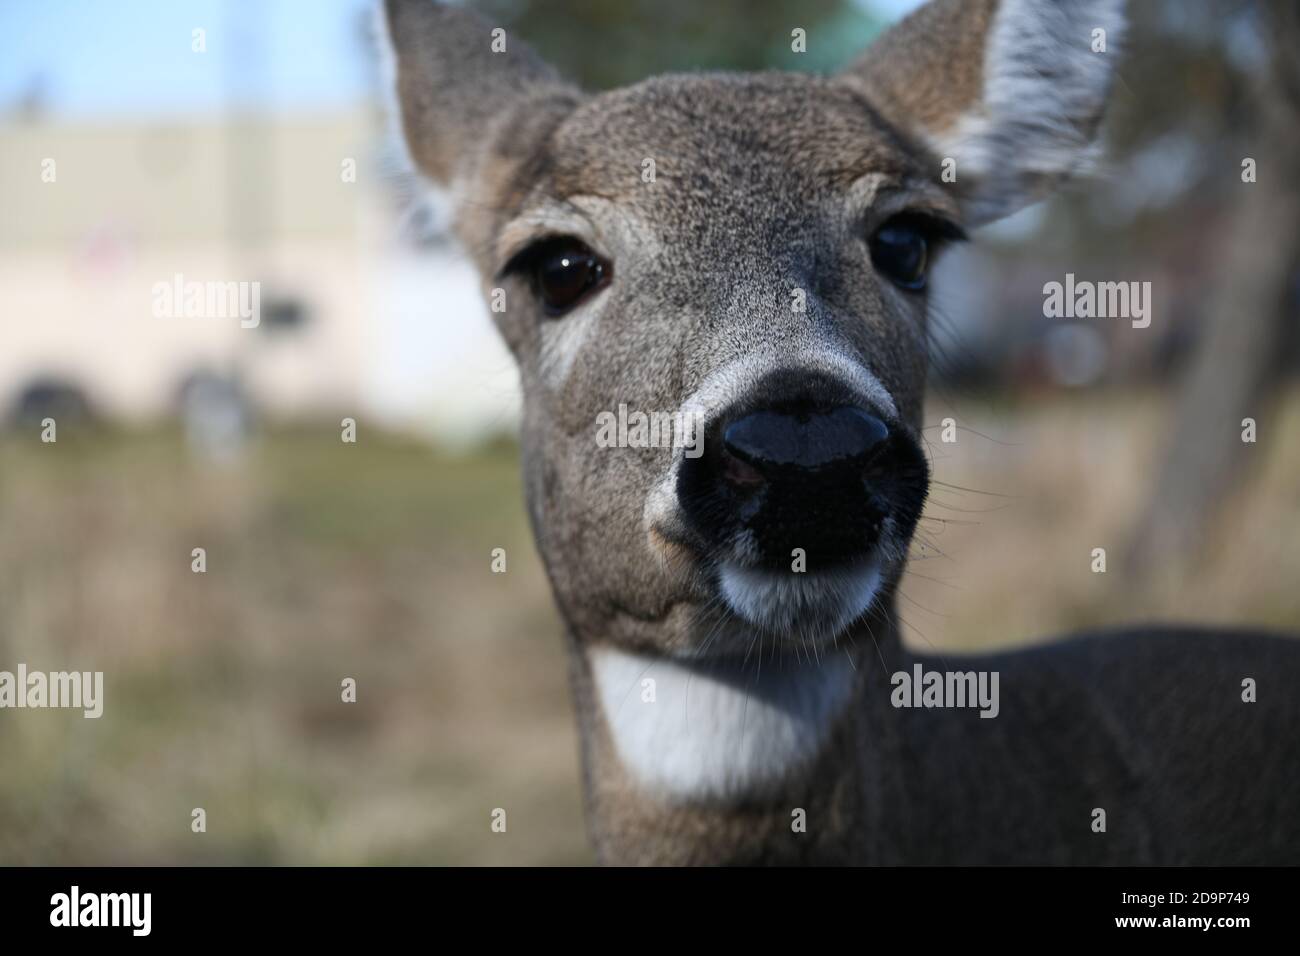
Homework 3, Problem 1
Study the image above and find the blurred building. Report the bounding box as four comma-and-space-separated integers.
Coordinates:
0, 111, 519, 445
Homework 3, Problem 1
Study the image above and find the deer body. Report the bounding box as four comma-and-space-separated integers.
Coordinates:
574, 617, 1300, 864
382, 0, 1300, 865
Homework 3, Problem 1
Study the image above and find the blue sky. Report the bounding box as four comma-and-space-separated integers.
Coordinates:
0, 0, 375, 119
0, 0, 923, 120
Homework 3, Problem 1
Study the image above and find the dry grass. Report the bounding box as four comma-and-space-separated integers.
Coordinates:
904, 388, 1300, 653
1, 389, 1296, 863
0, 428, 587, 864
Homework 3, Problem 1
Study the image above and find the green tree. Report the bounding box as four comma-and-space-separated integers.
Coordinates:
472, 0, 883, 89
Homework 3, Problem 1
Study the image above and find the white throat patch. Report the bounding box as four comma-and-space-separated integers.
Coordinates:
590, 646, 856, 800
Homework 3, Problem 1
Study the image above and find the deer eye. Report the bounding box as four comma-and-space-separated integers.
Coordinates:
869, 217, 930, 291
511, 237, 611, 317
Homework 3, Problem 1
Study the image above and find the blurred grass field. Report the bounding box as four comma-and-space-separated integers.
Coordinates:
1, 389, 1297, 864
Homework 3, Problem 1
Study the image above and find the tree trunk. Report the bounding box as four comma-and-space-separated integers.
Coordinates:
1129, 0, 1300, 575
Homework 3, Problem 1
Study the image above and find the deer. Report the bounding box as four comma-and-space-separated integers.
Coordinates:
380, 0, 1300, 865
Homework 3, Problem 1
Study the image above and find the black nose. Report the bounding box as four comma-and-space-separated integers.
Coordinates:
722, 407, 889, 477
677, 383, 927, 570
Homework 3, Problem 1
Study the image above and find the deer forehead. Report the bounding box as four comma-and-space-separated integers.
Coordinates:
534, 74, 932, 217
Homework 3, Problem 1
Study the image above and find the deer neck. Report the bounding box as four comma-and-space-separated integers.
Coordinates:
566, 606, 907, 865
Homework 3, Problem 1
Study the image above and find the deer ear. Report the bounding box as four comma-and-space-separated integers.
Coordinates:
379, 0, 581, 188
838, 0, 1125, 226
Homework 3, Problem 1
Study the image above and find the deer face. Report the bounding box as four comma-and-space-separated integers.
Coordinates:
383, 0, 1123, 658
494, 74, 951, 656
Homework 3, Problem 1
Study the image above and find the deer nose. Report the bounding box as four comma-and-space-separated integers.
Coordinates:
720, 407, 889, 482
677, 394, 909, 570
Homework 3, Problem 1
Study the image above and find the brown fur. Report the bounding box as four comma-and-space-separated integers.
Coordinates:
841, 0, 997, 135
383, 0, 1300, 865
